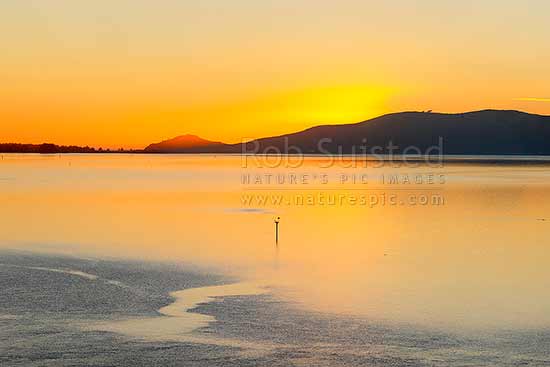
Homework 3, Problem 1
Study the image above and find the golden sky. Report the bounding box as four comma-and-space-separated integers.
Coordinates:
2, 1, 550, 149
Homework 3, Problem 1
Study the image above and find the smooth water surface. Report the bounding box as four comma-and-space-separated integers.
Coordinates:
1, 154, 550, 365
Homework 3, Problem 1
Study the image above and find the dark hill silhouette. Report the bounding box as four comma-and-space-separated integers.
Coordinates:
144, 110, 550, 155
144, 134, 227, 153
3, 110, 550, 155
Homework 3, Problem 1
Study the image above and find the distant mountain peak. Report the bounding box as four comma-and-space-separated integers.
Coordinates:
144, 134, 226, 153
168, 134, 218, 145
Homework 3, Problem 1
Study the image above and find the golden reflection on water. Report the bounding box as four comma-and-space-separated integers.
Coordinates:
1, 154, 550, 329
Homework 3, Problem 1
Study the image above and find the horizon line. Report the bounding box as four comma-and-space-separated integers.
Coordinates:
2, 108, 549, 150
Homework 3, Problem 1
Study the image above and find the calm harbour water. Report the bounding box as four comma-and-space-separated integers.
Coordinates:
1, 154, 550, 366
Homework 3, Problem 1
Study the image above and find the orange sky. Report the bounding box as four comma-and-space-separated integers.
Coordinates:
2, 1, 550, 149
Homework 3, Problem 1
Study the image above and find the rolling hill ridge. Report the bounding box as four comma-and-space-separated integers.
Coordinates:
144, 110, 550, 155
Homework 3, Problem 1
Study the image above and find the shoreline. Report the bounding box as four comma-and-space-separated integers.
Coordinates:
86, 281, 270, 349
3, 152, 550, 164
